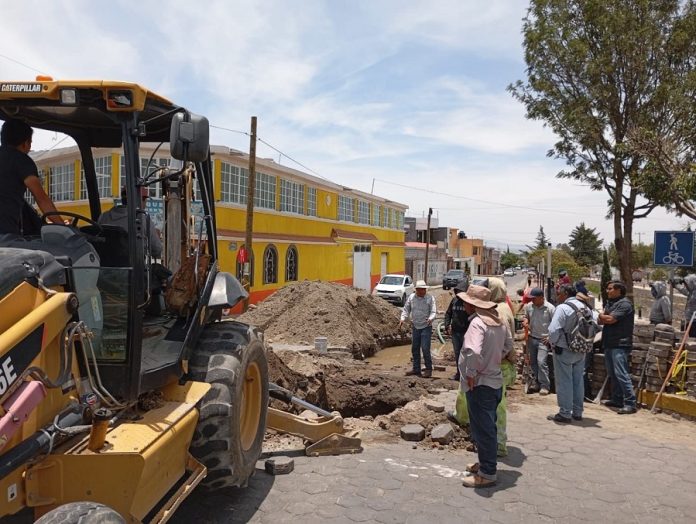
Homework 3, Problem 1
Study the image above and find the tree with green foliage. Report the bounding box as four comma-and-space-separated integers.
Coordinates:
568, 223, 603, 268
531, 226, 550, 251
632, 243, 654, 269
500, 251, 521, 270
509, 0, 696, 299
526, 247, 587, 283
601, 249, 611, 304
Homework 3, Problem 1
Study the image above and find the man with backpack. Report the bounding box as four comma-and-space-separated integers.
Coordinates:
547, 284, 599, 423
599, 280, 636, 414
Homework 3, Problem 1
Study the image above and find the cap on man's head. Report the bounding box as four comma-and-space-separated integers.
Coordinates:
558, 269, 568, 277
529, 287, 544, 298
453, 279, 469, 292
415, 280, 428, 289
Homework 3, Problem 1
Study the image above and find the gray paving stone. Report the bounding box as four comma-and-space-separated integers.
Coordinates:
285, 501, 316, 516
344, 506, 378, 522
425, 399, 445, 412
374, 510, 413, 524
364, 497, 395, 511
336, 494, 367, 508
400, 423, 426, 441
431, 423, 454, 444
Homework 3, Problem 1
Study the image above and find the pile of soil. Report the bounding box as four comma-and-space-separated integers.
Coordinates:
238, 280, 410, 356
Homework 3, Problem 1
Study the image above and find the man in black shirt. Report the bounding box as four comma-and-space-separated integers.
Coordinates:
444, 278, 470, 381
0, 119, 62, 236
599, 280, 636, 414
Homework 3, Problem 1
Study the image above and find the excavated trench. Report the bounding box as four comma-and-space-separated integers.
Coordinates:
266, 346, 458, 418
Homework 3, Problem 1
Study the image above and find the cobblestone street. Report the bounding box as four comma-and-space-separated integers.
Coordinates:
173, 391, 696, 523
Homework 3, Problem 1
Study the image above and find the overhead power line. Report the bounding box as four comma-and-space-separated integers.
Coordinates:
376, 178, 596, 216
0, 53, 45, 75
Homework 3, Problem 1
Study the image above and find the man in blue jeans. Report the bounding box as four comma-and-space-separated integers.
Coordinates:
547, 284, 589, 423
599, 280, 636, 414
400, 280, 437, 377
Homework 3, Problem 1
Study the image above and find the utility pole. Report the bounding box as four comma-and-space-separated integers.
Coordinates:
546, 242, 553, 303
371, 178, 375, 194
242, 116, 257, 312
423, 207, 432, 284
636, 232, 645, 245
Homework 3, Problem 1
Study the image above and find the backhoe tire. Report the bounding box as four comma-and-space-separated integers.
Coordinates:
34, 502, 124, 524
189, 321, 269, 490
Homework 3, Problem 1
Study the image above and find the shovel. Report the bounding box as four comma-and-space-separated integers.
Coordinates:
592, 376, 608, 404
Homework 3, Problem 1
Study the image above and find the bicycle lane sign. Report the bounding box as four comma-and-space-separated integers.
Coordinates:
653, 231, 695, 266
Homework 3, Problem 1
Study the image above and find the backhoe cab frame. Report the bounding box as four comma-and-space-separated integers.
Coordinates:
0, 78, 242, 402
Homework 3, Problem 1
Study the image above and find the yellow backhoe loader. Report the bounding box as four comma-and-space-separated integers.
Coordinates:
0, 78, 269, 522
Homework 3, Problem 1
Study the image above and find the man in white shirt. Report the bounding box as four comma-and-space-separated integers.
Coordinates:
399, 280, 436, 377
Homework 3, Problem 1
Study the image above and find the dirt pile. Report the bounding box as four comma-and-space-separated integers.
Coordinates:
238, 280, 409, 356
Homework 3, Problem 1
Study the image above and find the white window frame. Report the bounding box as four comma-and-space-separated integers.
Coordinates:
338, 195, 354, 222
358, 200, 370, 224
307, 187, 317, 216
254, 172, 276, 210
49, 163, 75, 202
280, 179, 305, 214
220, 162, 248, 204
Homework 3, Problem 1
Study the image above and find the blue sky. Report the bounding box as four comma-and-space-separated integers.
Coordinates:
1, 0, 689, 250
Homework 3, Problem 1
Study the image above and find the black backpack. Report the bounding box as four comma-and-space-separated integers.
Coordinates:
565, 301, 599, 353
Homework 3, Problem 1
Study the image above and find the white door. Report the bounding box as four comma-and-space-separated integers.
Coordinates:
353, 245, 371, 291
380, 253, 388, 277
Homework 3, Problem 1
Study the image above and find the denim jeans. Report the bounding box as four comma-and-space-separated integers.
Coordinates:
411, 325, 433, 373
605, 347, 636, 408
452, 330, 464, 377
553, 349, 585, 418
466, 385, 503, 480
528, 338, 550, 390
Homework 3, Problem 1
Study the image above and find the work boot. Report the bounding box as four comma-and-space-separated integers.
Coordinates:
405, 370, 422, 377
462, 474, 496, 488
547, 413, 572, 424
617, 406, 637, 415
602, 400, 623, 408
539, 388, 550, 396
465, 463, 480, 474
422, 369, 432, 378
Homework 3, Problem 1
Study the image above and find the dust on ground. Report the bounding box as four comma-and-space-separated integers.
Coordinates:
238, 280, 410, 357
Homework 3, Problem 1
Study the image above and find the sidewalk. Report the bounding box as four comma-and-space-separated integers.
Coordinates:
172, 391, 696, 523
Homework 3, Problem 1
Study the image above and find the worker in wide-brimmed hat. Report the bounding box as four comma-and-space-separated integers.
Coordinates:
399, 280, 436, 378
455, 285, 513, 488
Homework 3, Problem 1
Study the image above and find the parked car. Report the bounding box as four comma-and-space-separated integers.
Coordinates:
503, 268, 516, 277
442, 269, 467, 290
372, 274, 415, 306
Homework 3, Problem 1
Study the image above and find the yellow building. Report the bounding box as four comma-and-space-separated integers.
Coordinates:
447, 229, 484, 274
32, 144, 407, 304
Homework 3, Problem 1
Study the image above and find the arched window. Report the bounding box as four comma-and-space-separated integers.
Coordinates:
263, 245, 278, 284
235, 246, 254, 287
285, 245, 298, 282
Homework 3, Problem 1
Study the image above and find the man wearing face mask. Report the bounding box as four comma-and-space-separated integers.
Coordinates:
649, 281, 671, 326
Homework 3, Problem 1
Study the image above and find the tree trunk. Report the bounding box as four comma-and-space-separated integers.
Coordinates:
611, 168, 635, 303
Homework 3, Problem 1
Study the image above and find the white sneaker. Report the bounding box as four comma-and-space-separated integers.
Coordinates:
539, 388, 550, 396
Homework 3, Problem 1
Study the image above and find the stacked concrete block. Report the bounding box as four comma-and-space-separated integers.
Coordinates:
591, 353, 608, 399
